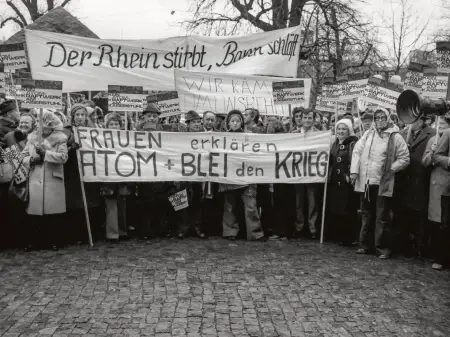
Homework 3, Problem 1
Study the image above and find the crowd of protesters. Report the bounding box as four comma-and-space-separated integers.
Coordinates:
0, 97, 449, 271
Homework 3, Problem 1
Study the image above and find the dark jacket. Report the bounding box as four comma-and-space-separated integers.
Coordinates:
3, 130, 28, 151
394, 126, 436, 211
0, 118, 17, 148
328, 135, 359, 214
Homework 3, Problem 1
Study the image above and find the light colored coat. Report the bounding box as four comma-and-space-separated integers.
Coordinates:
423, 130, 450, 222
351, 127, 409, 197
22, 130, 68, 215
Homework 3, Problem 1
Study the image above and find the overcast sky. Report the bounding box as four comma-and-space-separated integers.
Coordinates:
0, 0, 446, 45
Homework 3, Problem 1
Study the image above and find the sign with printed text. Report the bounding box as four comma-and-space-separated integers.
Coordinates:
25, 27, 302, 92
175, 69, 311, 116
0, 63, 4, 94
108, 85, 146, 112
147, 91, 181, 117
0, 43, 28, 71
339, 79, 368, 101
75, 128, 330, 184
20, 79, 63, 109
322, 83, 342, 102
436, 41, 450, 74
362, 78, 401, 109
404, 69, 423, 93
272, 80, 305, 105
2, 144, 28, 184
315, 94, 336, 112
421, 69, 449, 98
168, 189, 189, 211
4, 72, 32, 100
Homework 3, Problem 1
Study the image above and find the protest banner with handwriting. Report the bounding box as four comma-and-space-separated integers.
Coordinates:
20, 79, 63, 109
168, 189, 189, 211
0, 43, 28, 71
107, 85, 146, 112
75, 128, 330, 184
26, 27, 301, 92
175, 69, 310, 116
437, 41, 450, 74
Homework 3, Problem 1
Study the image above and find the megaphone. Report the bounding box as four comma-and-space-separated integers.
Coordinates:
396, 89, 450, 124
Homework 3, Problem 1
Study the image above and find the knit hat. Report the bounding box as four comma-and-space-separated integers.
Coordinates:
142, 102, 161, 115
42, 111, 63, 131
0, 100, 17, 116
362, 111, 374, 121
335, 118, 355, 136
226, 109, 244, 131
185, 110, 201, 123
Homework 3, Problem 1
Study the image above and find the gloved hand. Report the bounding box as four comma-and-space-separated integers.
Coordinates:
71, 142, 81, 151
350, 173, 358, 185
31, 153, 43, 165
432, 155, 450, 170
35, 145, 46, 159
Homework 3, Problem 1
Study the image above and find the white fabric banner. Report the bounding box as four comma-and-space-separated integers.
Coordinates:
76, 128, 330, 184
25, 27, 302, 92
175, 69, 310, 116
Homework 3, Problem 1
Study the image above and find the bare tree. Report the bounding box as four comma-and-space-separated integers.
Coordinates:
382, 0, 430, 74
432, 0, 450, 41
1, 0, 73, 29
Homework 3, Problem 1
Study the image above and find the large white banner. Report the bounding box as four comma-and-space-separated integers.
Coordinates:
175, 69, 311, 116
76, 128, 330, 184
25, 27, 302, 92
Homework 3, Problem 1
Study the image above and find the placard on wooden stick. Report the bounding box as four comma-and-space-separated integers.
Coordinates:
20, 79, 63, 109
0, 43, 28, 71
108, 85, 146, 112
272, 80, 305, 105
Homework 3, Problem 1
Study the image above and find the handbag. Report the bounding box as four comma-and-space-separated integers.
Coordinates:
8, 156, 29, 204
0, 148, 14, 183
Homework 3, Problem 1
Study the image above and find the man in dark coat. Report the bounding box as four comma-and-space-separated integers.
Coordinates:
0, 100, 20, 249
394, 117, 436, 256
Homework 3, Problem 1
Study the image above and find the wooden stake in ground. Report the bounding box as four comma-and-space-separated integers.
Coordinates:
8, 71, 20, 112
73, 127, 94, 247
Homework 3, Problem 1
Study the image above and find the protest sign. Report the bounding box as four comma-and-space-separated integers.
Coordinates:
322, 83, 342, 102
421, 68, 449, 98
25, 27, 302, 92
20, 79, 63, 109
147, 91, 181, 117
108, 85, 146, 112
340, 79, 368, 101
0, 64, 4, 94
168, 189, 189, 211
404, 63, 424, 93
0, 43, 28, 71
75, 128, 330, 184
315, 94, 336, 113
175, 69, 310, 116
5, 72, 33, 101
272, 80, 305, 105
436, 41, 450, 74
1, 144, 28, 184
363, 77, 401, 109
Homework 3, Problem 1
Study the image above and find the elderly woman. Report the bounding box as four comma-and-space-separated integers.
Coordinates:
327, 119, 359, 245
21, 112, 68, 251
64, 104, 103, 244
422, 112, 450, 270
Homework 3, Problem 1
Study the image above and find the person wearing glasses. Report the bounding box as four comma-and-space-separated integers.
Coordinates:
350, 108, 409, 259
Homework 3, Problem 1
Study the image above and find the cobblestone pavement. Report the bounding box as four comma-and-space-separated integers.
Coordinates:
0, 238, 449, 337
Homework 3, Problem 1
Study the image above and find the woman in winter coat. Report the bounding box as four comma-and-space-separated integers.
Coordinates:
22, 112, 68, 251
327, 119, 359, 245
64, 104, 103, 244
219, 109, 265, 241
422, 112, 450, 270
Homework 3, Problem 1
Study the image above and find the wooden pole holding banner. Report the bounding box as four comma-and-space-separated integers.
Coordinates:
8, 71, 20, 113
405, 124, 413, 144
73, 127, 94, 247
38, 108, 43, 145
320, 101, 338, 244
434, 116, 441, 146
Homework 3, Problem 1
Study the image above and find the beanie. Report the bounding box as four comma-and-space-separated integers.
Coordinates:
335, 118, 355, 136
0, 100, 17, 116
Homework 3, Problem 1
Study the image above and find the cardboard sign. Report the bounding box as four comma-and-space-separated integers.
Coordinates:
147, 91, 181, 117
5, 72, 32, 100
272, 80, 305, 105
108, 85, 146, 112
404, 64, 423, 93
76, 128, 331, 184
421, 68, 449, 98
363, 77, 401, 109
20, 79, 63, 109
2, 144, 28, 184
340, 79, 368, 101
0, 43, 28, 71
436, 41, 450, 74
168, 189, 189, 211
315, 94, 336, 112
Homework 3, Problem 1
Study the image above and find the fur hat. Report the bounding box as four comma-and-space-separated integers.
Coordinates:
335, 118, 355, 136
185, 110, 201, 123
42, 111, 63, 131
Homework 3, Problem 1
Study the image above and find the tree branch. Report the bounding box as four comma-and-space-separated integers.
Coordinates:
230, 0, 274, 31
6, 0, 28, 26
60, 0, 73, 8
0, 16, 25, 28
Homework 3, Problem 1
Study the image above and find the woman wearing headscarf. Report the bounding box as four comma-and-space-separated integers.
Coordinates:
219, 109, 265, 241
422, 112, 450, 270
63, 104, 103, 244
326, 119, 359, 245
21, 112, 68, 251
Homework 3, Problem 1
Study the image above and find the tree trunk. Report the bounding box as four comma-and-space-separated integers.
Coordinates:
289, 0, 309, 27
330, 7, 343, 79
272, 0, 289, 29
